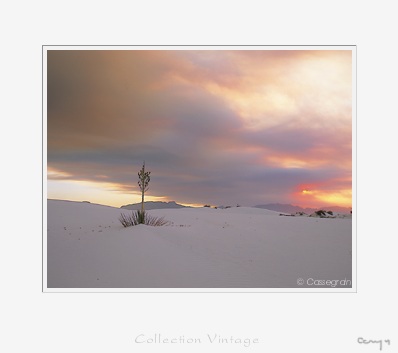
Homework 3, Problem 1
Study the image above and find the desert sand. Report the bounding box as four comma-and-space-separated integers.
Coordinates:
46, 200, 352, 289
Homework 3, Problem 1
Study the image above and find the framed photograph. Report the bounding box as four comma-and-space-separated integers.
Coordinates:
43, 45, 355, 292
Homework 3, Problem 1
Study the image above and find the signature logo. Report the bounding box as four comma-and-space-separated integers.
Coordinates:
358, 337, 391, 351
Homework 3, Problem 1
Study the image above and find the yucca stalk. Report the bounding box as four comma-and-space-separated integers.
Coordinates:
137, 162, 150, 213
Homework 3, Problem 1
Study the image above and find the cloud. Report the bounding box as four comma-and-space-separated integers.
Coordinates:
47, 49, 352, 207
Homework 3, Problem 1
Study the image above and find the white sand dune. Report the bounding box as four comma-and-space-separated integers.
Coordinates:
46, 200, 352, 289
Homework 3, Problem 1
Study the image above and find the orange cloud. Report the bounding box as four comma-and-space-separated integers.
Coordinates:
157, 50, 352, 131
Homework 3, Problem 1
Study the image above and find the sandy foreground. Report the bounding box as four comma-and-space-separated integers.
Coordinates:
46, 200, 352, 289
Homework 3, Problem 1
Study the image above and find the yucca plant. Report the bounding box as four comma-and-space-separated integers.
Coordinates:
119, 210, 169, 227
119, 162, 169, 227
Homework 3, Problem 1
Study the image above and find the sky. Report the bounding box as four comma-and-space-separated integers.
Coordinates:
46, 48, 352, 208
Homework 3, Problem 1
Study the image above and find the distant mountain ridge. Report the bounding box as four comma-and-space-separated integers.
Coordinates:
120, 201, 189, 210
254, 203, 351, 214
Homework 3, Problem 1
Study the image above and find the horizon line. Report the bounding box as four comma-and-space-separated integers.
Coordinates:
47, 198, 352, 210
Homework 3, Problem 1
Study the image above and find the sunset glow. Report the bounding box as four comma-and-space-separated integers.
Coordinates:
295, 182, 352, 208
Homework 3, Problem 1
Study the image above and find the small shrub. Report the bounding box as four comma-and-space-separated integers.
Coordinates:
119, 210, 169, 227
203, 204, 211, 208
315, 210, 326, 217
327, 210, 333, 215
